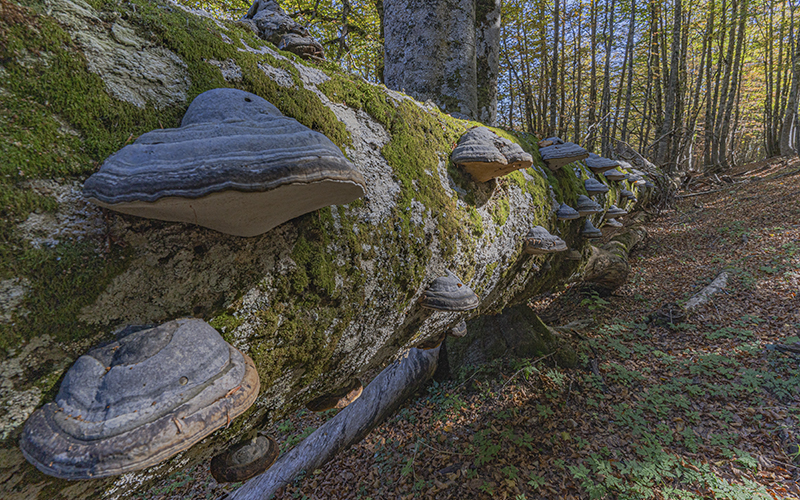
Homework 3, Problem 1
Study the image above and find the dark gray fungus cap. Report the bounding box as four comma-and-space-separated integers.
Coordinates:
451, 127, 533, 182
20, 318, 260, 480
584, 153, 619, 173
556, 203, 580, 220
83, 88, 366, 237
538, 142, 589, 171
450, 320, 467, 338
576, 195, 603, 215
581, 219, 603, 238
421, 270, 480, 311
523, 226, 568, 254
210, 434, 279, 483
603, 168, 627, 181
585, 178, 609, 194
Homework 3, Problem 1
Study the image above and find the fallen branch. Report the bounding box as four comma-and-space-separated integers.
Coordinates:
228, 347, 440, 500
684, 272, 728, 313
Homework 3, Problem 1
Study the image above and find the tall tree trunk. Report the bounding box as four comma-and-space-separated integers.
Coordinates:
600, 0, 616, 157
655, 0, 681, 172
710, 0, 737, 169
717, 0, 747, 170
574, 0, 583, 144
781, 2, 800, 156
639, 0, 659, 152
686, 0, 711, 170
549, 0, 560, 136
704, 0, 719, 167
587, 0, 598, 150
621, 0, 636, 144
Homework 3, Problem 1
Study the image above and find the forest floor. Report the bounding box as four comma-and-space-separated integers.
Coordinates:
150, 156, 800, 500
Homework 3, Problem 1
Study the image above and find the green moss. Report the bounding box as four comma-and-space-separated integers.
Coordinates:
491, 197, 510, 226
485, 261, 499, 280
467, 207, 483, 236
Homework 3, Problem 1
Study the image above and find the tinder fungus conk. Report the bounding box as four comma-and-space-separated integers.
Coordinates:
539, 142, 589, 171
523, 226, 568, 254
603, 168, 627, 181
83, 88, 366, 237
210, 433, 279, 483
556, 203, 580, 221
306, 379, 364, 412
243, 0, 324, 59
421, 270, 480, 311
604, 218, 623, 228
450, 320, 467, 338
538, 136, 564, 148
584, 153, 619, 174
20, 318, 259, 480
604, 205, 628, 218
581, 219, 603, 239
585, 178, 609, 194
566, 249, 582, 261
575, 195, 603, 215
620, 189, 636, 200
451, 127, 533, 182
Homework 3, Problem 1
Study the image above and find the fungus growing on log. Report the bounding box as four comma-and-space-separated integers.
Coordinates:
604, 218, 623, 228
620, 189, 636, 200
242, 0, 324, 58
210, 433, 279, 483
450, 127, 533, 182
83, 89, 366, 237
585, 178, 609, 194
450, 320, 467, 338
539, 142, 589, 170
556, 203, 580, 221
581, 219, 603, 239
305, 379, 364, 412
420, 270, 479, 311
584, 152, 619, 173
603, 168, 627, 181
538, 136, 564, 148
20, 319, 259, 479
565, 249, 582, 261
604, 205, 628, 218
575, 195, 603, 215
523, 226, 568, 254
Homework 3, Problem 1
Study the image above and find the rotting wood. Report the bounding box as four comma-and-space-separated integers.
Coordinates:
228, 347, 440, 500
684, 272, 728, 313
583, 227, 647, 292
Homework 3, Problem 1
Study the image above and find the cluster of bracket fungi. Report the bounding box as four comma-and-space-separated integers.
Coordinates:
20, 92, 654, 484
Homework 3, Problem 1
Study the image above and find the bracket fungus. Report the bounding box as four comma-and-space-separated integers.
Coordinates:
620, 189, 636, 200
210, 433, 279, 483
83, 88, 366, 237
584, 153, 620, 174
556, 203, 580, 221
538, 142, 589, 171
420, 270, 480, 312
584, 178, 609, 195
523, 226, 568, 254
450, 320, 467, 338
581, 219, 603, 239
604, 205, 628, 218
450, 127, 533, 182
538, 136, 564, 148
20, 318, 259, 479
565, 249, 582, 261
305, 379, 364, 412
604, 218, 623, 228
575, 195, 603, 215
603, 168, 627, 182
243, 0, 324, 59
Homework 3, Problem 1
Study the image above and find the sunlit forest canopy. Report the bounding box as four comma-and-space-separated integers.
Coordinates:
176, 0, 798, 172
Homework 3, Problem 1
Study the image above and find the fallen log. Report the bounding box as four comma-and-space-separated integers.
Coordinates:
228, 346, 440, 500
583, 227, 647, 293
684, 272, 728, 313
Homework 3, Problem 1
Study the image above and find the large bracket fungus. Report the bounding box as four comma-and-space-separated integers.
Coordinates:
450, 127, 533, 182
556, 203, 580, 221
584, 178, 610, 195
242, 0, 324, 59
581, 219, 603, 239
523, 226, 568, 255
20, 319, 259, 479
83, 89, 366, 237
420, 270, 480, 312
538, 141, 589, 171
604, 205, 628, 218
603, 168, 627, 182
583, 152, 620, 174
575, 195, 603, 215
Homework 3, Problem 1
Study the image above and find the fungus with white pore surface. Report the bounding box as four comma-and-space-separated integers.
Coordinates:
523, 226, 568, 255
450, 127, 533, 182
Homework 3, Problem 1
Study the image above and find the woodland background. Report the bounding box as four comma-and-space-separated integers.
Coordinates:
179, 0, 800, 173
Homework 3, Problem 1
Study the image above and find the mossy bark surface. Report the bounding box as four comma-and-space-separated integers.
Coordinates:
0, 0, 633, 497
583, 227, 648, 293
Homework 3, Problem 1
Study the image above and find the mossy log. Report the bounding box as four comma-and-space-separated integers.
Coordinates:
228, 346, 439, 500
583, 227, 648, 293
0, 0, 645, 497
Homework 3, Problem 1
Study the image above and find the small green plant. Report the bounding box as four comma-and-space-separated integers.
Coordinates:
581, 290, 609, 311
